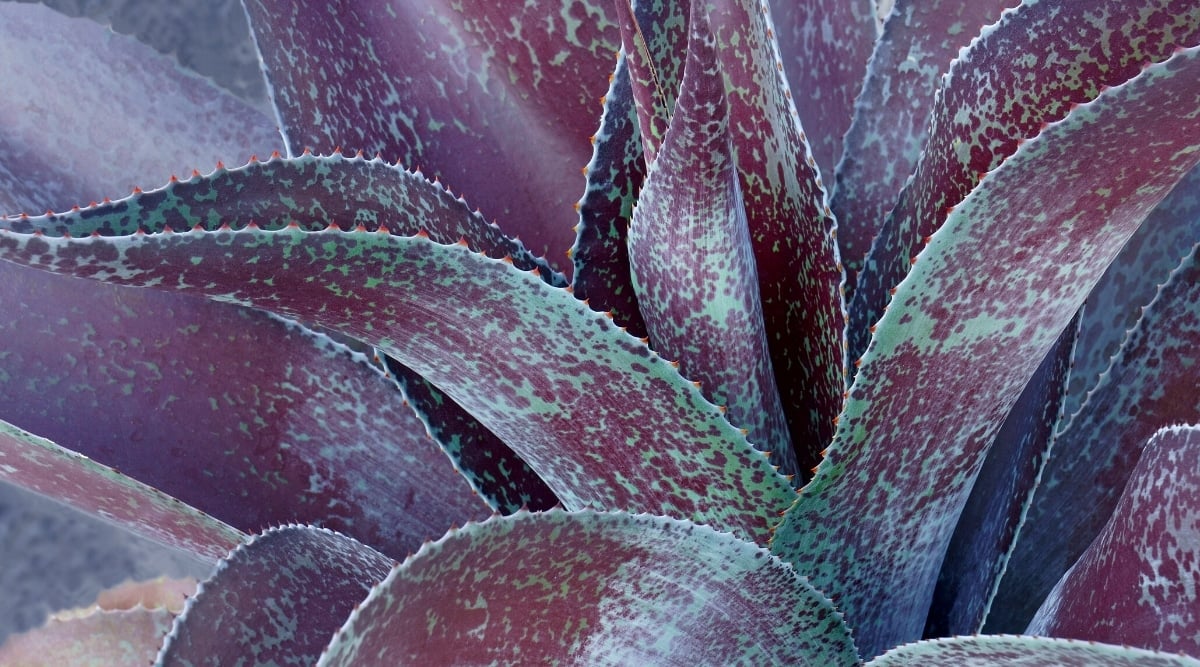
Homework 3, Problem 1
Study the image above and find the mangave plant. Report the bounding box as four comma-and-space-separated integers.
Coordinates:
0, 0, 1198, 663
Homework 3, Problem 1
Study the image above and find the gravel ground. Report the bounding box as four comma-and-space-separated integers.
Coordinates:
0, 0, 267, 642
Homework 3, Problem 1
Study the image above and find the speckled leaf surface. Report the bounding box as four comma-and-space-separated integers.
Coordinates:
318, 511, 857, 666
614, 0, 688, 163
0, 204, 795, 546
0, 607, 176, 667
830, 0, 1016, 284
157, 526, 392, 666
379, 355, 560, 514
0, 419, 243, 562
846, 0, 1200, 369
771, 0, 876, 178
926, 316, 1076, 637
1026, 425, 1200, 653
867, 635, 1200, 666
627, 5, 796, 480
0, 3, 281, 216
1064, 164, 1200, 419
242, 0, 620, 275
570, 49, 649, 338
0, 262, 491, 559
992, 244, 1200, 632
770, 46, 1200, 658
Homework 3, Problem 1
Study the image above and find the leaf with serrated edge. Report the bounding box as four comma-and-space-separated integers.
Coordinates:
318, 510, 858, 666
993, 244, 1200, 632
866, 635, 1200, 666
0, 263, 491, 558
846, 0, 1200, 373
1026, 425, 1200, 653
831, 0, 1017, 286
628, 3, 797, 479
0, 3, 282, 216
770, 46, 1200, 658
0, 418, 242, 562
157, 525, 392, 666
0, 170, 795, 546
242, 0, 620, 275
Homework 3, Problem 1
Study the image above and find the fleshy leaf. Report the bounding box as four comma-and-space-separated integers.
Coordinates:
846, 0, 1200, 370
627, 3, 797, 478
379, 355, 560, 514
831, 0, 1017, 284
0, 261, 491, 558
992, 243, 1200, 631
771, 0, 877, 178
925, 314, 1076, 636
0, 2, 282, 216
242, 0, 621, 274
1064, 164, 1200, 419
1026, 424, 1200, 653
867, 635, 1200, 666
570, 48, 649, 337
0, 418, 243, 562
0, 178, 795, 545
157, 526, 392, 666
318, 511, 858, 666
771, 45, 1200, 658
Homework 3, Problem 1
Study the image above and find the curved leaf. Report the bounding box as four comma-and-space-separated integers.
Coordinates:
319, 511, 858, 666
846, 0, 1200, 371
0, 2, 281, 216
993, 243, 1200, 631
627, 3, 797, 478
867, 635, 1200, 666
771, 45, 1200, 658
243, 0, 621, 274
0, 186, 795, 545
157, 526, 392, 666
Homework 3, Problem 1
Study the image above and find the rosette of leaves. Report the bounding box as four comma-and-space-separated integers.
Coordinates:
0, 0, 1198, 664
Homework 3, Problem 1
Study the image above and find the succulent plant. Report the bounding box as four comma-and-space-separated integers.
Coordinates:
0, 0, 1198, 663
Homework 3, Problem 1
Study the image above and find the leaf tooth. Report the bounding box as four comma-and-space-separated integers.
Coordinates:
353, 223, 367, 233
302, 146, 312, 155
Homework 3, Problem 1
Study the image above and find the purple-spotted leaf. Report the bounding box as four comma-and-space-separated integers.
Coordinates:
771, 0, 877, 178
318, 511, 857, 666
627, 3, 797, 478
1064, 164, 1200, 419
771, 46, 1200, 658
1026, 425, 1200, 653
831, 0, 1017, 284
0, 418, 243, 562
867, 635, 1200, 666
378, 355, 560, 514
242, 0, 621, 274
614, 0, 688, 163
846, 0, 1200, 370
158, 526, 392, 666
0, 3, 282, 216
570, 48, 649, 337
0, 185, 795, 545
992, 243, 1200, 631
0, 262, 491, 558
926, 314, 1077, 636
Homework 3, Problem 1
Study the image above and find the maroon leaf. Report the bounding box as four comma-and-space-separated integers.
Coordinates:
846, 0, 1200, 372
242, 0, 622, 274
992, 243, 1200, 631
159, 526, 392, 665
770, 45, 1200, 658
319, 511, 858, 665
1026, 425, 1200, 654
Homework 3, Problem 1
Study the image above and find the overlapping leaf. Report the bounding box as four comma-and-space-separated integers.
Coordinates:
319, 511, 858, 666
0, 165, 795, 546
992, 243, 1200, 631
846, 0, 1200, 369
867, 636, 1200, 666
243, 0, 621, 274
771, 45, 1200, 657
157, 526, 391, 665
